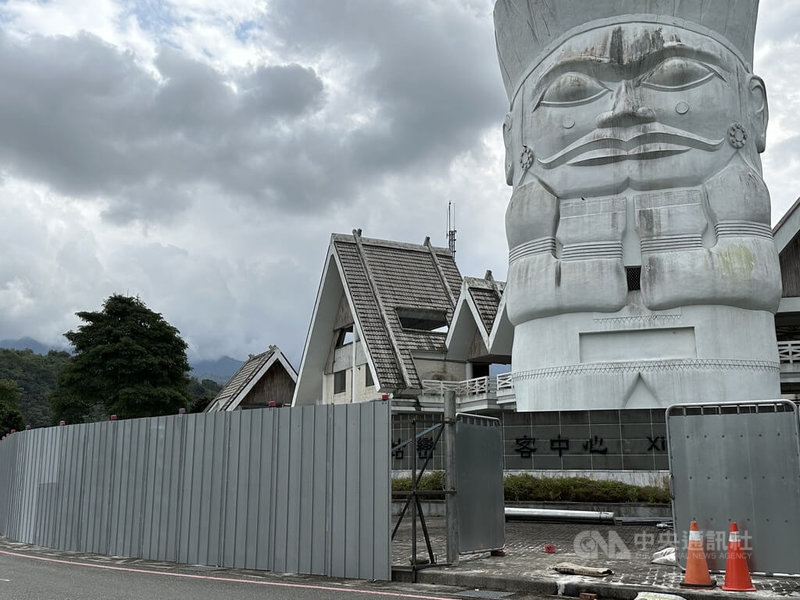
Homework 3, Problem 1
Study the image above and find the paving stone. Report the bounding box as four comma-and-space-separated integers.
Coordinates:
392, 517, 800, 598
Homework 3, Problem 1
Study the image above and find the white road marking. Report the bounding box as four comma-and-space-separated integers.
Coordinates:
0, 551, 454, 599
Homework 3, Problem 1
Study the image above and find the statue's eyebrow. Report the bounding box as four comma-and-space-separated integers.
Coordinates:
530, 44, 727, 96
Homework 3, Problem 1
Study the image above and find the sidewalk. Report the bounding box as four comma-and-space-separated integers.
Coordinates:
392, 518, 800, 599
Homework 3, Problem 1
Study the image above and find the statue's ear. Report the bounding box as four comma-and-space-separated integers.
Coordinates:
503, 113, 514, 185
748, 75, 768, 153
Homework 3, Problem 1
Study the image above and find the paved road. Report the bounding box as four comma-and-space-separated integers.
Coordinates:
0, 548, 473, 600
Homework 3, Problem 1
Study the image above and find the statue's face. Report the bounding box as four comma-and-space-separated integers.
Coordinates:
512, 24, 764, 198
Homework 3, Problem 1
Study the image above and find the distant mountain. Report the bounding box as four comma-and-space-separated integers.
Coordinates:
0, 337, 242, 384
0, 337, 62, 354
190, 356, 243, 384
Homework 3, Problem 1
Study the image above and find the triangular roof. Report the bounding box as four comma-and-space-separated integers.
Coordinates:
773, 196, 800, 255
488, 293, 513, 356
446, 274, 505, 360
293, 230, 461, 404
467, 275, 505, 337
205, 346, 297, 412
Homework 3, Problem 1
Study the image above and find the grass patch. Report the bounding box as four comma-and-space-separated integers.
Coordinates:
392, 472, 670, 504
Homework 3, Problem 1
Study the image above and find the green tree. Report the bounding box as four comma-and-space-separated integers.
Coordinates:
187, 377, 223, 413
0, 379, 25, 434
52, 295, 190, 421
0, 349, 71, 427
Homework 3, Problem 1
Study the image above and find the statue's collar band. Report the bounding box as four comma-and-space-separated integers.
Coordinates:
507, 14, 751, 109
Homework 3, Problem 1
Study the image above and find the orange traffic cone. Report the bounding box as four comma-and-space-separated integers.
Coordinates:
680, 521, 716, 588
722, 522, 756, 592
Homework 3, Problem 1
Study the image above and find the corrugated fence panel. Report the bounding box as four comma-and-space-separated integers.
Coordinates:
329, 405, 348, 577
286, 407, 304, 574
344, 406, 362, 579
16, 432, 37, 542
1, 435, 21, 540
370, 404, 391, 579
297, 406, 316, 574
0, 401, 391, 580
178, 413, 202, 565
0, 434, 15, 533
310, 406, 329, 575
255, 408, 275, 572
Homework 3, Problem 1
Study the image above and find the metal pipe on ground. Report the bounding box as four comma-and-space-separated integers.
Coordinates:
504, 507, 615, 523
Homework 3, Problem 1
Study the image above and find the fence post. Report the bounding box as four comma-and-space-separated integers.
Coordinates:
444, 390, 459, 565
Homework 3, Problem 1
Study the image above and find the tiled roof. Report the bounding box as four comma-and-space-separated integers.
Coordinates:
774, 196, 800, 254
207, 347, 276, 411
333, 234, 461, 391
465, 277, 505, 335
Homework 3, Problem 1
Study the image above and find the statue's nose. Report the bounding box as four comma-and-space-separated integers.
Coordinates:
595, 80, 656, 128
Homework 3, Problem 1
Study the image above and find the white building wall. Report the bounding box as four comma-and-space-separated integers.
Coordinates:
324, 339, 378, 404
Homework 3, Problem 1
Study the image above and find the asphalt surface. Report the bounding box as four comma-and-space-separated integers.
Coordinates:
4, 518, 800, 600
0, 539, 543, 600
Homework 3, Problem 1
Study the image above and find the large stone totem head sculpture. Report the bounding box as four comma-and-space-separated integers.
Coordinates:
494, 0, 782, 410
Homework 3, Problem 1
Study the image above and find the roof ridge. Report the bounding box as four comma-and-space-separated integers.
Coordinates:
424, 236, 457, 308
332, 232, 452, 254
349, 230, 413, 389
464, 276, 501, 286
244, 347, 276, 362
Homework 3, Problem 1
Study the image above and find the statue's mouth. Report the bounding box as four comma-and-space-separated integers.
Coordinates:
566, 143, 691, 166
538, 128, 725, 168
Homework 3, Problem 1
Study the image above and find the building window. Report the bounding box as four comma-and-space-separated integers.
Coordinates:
334, 370, 347, 394
336, 325, 354, 347
395, 307, 448, 333
365, 367, 374, 387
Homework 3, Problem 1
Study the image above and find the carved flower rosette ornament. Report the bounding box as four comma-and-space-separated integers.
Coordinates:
728, 123, 747, 148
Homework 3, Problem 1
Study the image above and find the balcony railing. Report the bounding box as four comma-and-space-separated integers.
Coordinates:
421, 375, 497, 398
418, 344, 800, 405
420, 374, 514, 407
496, 373, 514, 397
778, 341, 800, 364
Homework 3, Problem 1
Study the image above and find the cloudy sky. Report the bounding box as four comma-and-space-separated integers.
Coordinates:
1, 0, 799, 367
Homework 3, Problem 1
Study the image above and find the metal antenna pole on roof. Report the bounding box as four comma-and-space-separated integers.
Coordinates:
447, 201, 457, 257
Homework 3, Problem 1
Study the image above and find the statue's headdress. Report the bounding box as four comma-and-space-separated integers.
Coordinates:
494, 0, 760, 103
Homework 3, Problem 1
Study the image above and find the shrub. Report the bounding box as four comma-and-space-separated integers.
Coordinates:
503, 474, 670, 504
392, 471, 445, 493
392, 473, 670, 504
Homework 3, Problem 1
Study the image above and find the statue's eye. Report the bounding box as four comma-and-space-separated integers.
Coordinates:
540, 72, 608, 106
642, 58, 717, 90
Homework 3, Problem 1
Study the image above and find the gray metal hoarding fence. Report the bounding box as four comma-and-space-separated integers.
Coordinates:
667, 400, 800, 575
0, 402, 391, 580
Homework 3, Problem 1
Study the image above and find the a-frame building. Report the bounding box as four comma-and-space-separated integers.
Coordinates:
293, 230, 464, 405
205, 345, 297, 411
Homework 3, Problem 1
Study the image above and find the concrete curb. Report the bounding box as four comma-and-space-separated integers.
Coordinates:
393, 568, 558, 596
393, 568, 778, 600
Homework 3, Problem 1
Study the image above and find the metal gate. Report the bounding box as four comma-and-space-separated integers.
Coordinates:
455, 413, 505, 553
667, 401, 800, 574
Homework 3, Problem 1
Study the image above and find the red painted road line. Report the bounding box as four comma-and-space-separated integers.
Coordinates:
0, 549, 455, 600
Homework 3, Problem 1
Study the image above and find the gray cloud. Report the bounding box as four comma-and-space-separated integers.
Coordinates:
0, 1, 507, 228
0, 31, 332, 222
266, 0, 505, 173
0, 0, 797, 366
